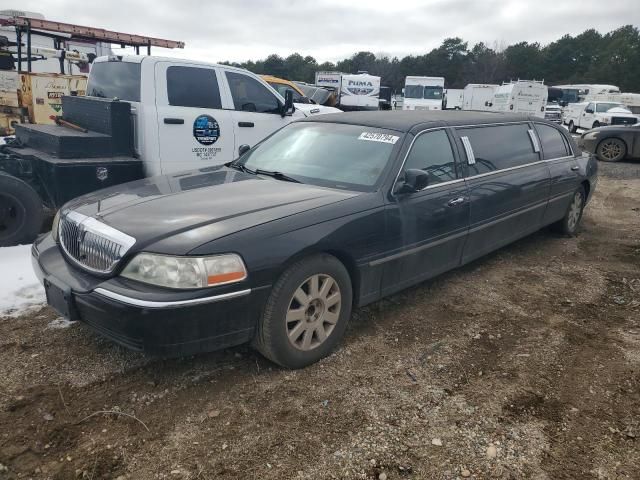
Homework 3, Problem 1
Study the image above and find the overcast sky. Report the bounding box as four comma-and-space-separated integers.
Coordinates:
13, 0, 639, 63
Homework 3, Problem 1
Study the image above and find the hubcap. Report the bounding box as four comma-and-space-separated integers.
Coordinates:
286, 274, 341, 351
0, 194, 22, 235
567, 191, 583, 231
600, 140, 622, 161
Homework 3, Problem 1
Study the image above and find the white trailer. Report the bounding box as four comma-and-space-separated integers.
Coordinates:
444, 88, 463, 110
339, 73, 380, 111
314, 71, 343, 89
402, 76, 444, 110
462, 84, 498, 111
490, 80, 548, 118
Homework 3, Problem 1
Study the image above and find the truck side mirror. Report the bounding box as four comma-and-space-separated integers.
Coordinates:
282, 89, 295, 117
585, 108, 594, 114
238, 144, 251, 157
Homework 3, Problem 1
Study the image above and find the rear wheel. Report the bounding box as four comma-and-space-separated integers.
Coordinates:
254, 254, 352, 369
596, 137, 626, 162
569, 120, 577, 133
0, 174, 43, 246
553, 186, 585, 236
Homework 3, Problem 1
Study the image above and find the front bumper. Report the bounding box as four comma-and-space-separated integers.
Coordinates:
32, 235, 269, 356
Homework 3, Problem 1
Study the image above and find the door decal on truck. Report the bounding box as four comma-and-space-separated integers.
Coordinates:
193, 115, 220, 145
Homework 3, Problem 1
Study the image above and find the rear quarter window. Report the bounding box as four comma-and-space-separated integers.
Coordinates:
458, 123, 539, 175
87, 61, 141, 102
535, 124, 570, 159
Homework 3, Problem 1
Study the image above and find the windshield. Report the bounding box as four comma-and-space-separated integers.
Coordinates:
238, 122, 400, 191
423, 86, 443, 100
267, 82, 305, 103
597, 103, 629, 113
87, 61, 141, 102
404, 85, 424, 99
561, 89, 580, 103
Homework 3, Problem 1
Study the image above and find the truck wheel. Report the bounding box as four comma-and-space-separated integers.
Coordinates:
569, 121, 577, 133
553, 185, 585, 236
0, 174, 44, 246
596, 138, 626, 162
254, 254, 353, 369
592, 121, 601, 129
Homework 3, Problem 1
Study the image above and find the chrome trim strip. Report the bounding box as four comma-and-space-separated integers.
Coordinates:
93, 287, 252, 308
465, 159, 548, 180
460, 136, 475, 165
369, 230, 468, 267
65, 211, 136, 250
528, 129, 541, 153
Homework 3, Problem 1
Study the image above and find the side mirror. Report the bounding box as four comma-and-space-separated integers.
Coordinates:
585, 108, 594, 114
238, 144, 250, 157
282, 89, 295, 117
396, 169, 429, 194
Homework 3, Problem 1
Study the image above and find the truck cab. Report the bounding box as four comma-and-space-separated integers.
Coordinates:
402, 76, 444, 111
87, 56, 305, 176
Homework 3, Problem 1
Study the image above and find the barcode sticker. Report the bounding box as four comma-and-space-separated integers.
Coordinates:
358, 132, 400, 144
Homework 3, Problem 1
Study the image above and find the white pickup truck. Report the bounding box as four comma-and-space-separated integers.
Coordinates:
85, 55, 325, 176
564, 101, 638, 133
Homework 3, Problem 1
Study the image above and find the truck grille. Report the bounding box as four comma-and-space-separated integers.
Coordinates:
611, 116, 638, 126
59, 211, 136, 274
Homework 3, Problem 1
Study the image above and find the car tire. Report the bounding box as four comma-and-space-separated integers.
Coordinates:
569, 121, 577, 133
254, 253, 353, 369
596, 137, 627, 162
592, 121, 601, 129
553, 185, 585, 236
0, 173, 44, 247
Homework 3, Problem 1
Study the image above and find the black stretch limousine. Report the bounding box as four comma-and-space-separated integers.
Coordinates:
32, 111, 598, 368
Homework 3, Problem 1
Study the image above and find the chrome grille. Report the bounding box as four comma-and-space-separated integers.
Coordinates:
59, 211, 136, 274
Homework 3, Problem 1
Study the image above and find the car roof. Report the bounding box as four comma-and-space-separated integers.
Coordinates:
298, 110, 542, 134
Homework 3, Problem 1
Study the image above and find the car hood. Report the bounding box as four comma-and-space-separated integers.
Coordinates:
604, 107, 634, 115
65, 166, 360, 252
584, 124, 640, 135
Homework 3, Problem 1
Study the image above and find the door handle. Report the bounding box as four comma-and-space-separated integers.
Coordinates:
238, 121, 255, 128
447, 197, 466, 207
164, 117, 184, 124
571, 166, 579, 171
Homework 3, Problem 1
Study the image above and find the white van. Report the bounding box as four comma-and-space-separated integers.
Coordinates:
402, 76, 444, 110
462, 84, 498, 111
490, 80, 548, 118
339, 73, 381, 111
444, 88, 463, 109
86, 55, 308, 176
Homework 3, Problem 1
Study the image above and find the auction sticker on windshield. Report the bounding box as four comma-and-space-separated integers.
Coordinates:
358, 132, 400, 144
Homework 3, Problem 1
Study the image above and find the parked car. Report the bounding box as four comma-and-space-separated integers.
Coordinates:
260, 74, 342, 116
32, 111, 597, 369
564, 101, 638, 132
577, 123, 640, 162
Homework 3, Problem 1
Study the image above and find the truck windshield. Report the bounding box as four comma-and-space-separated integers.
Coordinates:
424, 86, 443, 100
237, 122, 399, 191
404, 85, 424, 99
87, 61, 141, 102
596, 103, 629, 113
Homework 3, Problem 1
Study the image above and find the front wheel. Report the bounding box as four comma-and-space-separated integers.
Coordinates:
254, 254, 352, 369
592, 121, 601, 129
596, 138, 626, 162
569, 121, 577, 133
553, 186, 585, 236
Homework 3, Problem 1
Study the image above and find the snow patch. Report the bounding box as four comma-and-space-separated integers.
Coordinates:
0, 244, 46, 317
47, 317, 77, 329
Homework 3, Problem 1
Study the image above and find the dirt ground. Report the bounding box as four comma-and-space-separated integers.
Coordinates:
1, 162, 639, 480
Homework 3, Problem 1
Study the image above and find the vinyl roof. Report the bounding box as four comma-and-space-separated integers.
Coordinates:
300, 110, 536, 133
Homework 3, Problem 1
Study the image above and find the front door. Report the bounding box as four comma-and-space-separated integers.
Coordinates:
222, 70, 303, 153
582, 103, 596, 128
155, 63, 235, 174
381, 128, 470, 296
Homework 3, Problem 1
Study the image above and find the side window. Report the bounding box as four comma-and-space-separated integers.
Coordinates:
403, 130, 457, 185
459, 124, 539, 175
226, 72, 281, 114
535, 124, 569, 159
586, 102, 594, 112
166, 66, 221, 109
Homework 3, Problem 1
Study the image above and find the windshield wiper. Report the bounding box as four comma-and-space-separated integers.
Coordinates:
254, 169, 301, 183
227, 162, 256, 174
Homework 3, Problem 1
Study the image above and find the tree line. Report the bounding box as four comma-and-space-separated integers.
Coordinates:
222, 25, 640, 93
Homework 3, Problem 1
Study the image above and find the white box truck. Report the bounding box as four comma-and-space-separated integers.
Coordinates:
402, 76, 444, 110
489, 80, 548, 118
462, 84, 498, 111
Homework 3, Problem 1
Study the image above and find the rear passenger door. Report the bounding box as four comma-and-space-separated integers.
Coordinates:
533, 122, 579, 224
455, 122, 550, 264
381, 128, 470, 295
155, 63, 236, 173
222, 70, 299, 151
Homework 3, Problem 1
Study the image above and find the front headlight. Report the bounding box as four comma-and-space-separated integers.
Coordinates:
51, 210, 61, 241
583, 132, 599, 140
602, 116, 611, 124
121, 253, 247, 289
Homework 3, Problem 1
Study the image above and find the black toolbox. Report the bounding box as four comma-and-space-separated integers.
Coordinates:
15, 124, 116, 158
